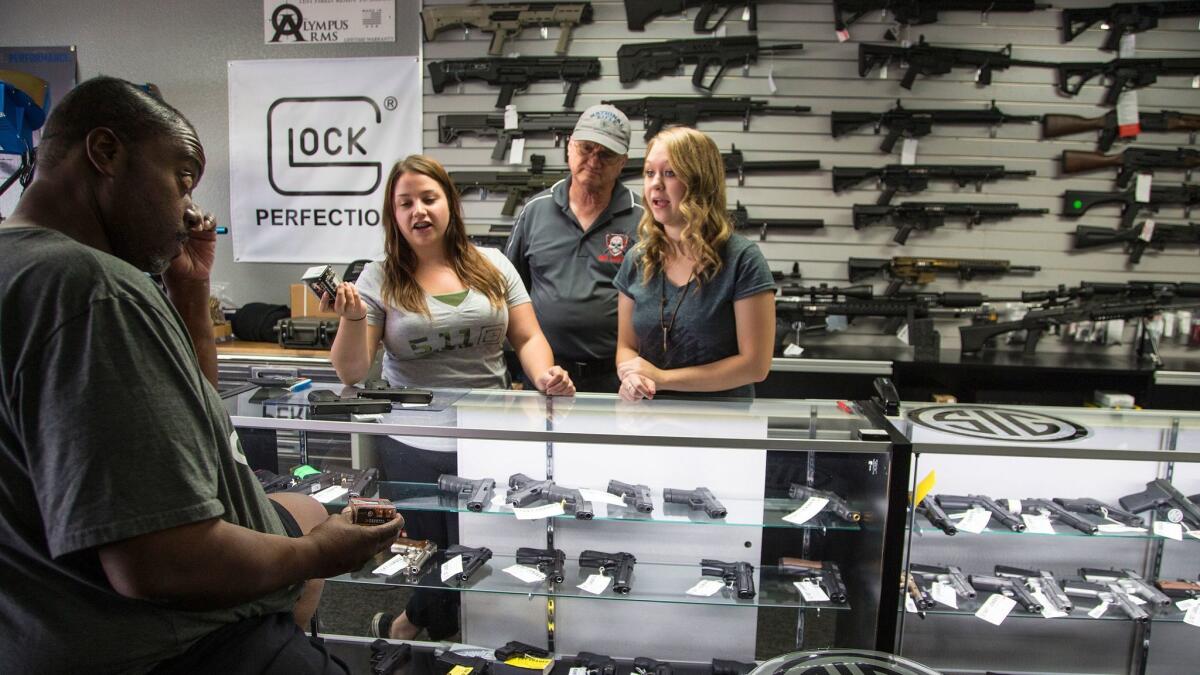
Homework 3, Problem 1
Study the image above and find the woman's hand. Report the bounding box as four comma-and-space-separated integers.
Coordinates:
618, 373, 656, 401
617, 356, 664, 385
321, 283, 368, 322
535, 366, 576, 397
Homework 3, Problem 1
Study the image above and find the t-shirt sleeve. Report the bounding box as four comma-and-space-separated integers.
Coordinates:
731, 238, 777, 301
353, 261, 388, 326
483, 247, 530, 308
505, 204, 532, 290
19, 297, 227, 558
613, 249, 639, 297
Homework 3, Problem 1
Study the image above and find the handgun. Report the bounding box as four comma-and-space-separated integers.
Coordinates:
1052, 497, 1144, 528
1064, 580, 1149, 622
917, 495, 957, 535
1023, 498, 1099, 535
968, 574, 1043, 613
787, 484, 861, 522
777, 557, 848, 604
444, 545, 493, 582
700, 559, 756, 599
663, 486, 727, 518
909, 563, 976, 600
515, 546, 566, 584
904, 571, 935, 610
575, 652, 617, 675
1080, 568, 1172, 607
369, 639, 412, 675
507, 473, 594, 519
633, 657, 673, 675
994, 564, 1072, 613
437, 474, 496, 512
1120, 479, 1200, 529
608, 479, 654, 513
578, 550, 637, 594
388, 537, 439, 577
937, 494, 1025, 532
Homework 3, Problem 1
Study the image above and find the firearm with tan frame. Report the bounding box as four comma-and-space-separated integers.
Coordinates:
421, 3, 594, 56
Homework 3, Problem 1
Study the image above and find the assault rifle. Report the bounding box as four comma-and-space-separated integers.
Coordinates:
616, 36, 804, 92
1055, 57, 1200, 106
1042, 109, 1200, 151
427, 56, 601, 108
421, 3, 593, 56
858, 36, 1051, 90
578, 550, 637, 594
1073, 222, 1200, 265
994, 565, 1073, 614
622, 145, 820, 186
730, 201, 824, 241
452, 155, 569, 216
831, 100, 1039, 154
834, 0, 1051, 35
437, 112, 580, 161
849, 256, 1040, 296
1062, 183, 1200, 229
700, 559, 756, 599
624, 0, 780, 32
852, 202, 1050, 245
602, 96, 810, 141
833, 164, 1036, 205
1061, 147, 1200, 187
1021, 280, 1200, 305
1062, 1, 1200, 51
777, 558, 848, 603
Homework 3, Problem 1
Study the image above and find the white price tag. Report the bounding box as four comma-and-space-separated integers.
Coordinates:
580, 488, 628, 508
895, 322, 910, 345
783, 497, 829, 526
905, 595, 919, 613
900, 138, 918, 165
503, 105, 519, 130
1187, 530, 1200, 540
372, 553, 410, 577
1006, 499, 1022, 514
1139, 219, 1156, 242
570, 668, 588, 675
1177, 598, 1199, 612
1034, 590, 1068, 618
578, 573, 613, 595
1135, 173, 1152, 203
742, 6, 751, 20
931, 581, 958, 608
795, 579, 831, 602
975, 594, 1017, 625
957, 507, 992, 534
1186, 603, 1200, 628
1022, 513, 1057, 535
1088, 601, 1109, 619
1097, 523, 1146, 534
767, 65, 778, 95
1193, 75, 1200, 89
508, 137, 526, 165
311, 485, 349, 504
513, 502, 566, 520
503, 564, 547, 583
540, 26, 549, 40
1116, 89, 1140, 137
879, 63, 888, 79
1128, 594, 1148, 606
687, 579, 726, 597
1118, 33, 1137, 58
1154, 521, 1184, 541
441, 554, 464, 582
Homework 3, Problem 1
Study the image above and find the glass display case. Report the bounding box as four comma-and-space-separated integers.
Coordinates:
224, 386, 907, 661
887, 403, 1200, 675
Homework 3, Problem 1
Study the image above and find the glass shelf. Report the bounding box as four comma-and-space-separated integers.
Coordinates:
910, 591, 1191, 624
332, 552, 852, 611
910, 510, 1198, 542
341, 482, 863, 532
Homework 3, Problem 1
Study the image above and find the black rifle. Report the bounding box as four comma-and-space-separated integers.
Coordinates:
607, 479, 654, 513
1042, 109, 1200, 151
1080, 567, 1173, 607
835, 0, 1050, 34
603, 96, 810, 141
936, 494, 1025, 531
787, 484, 862, 522
578, 550, 637, 594
849, 256, 1040, 296
437, 112, 581, 161
625, 0, 779, 31
1064, 580, 1149, 622
831, 100, 1039, 154
616, 36, 804, 92
1061, 147, 1200, 187
421, 3, 594, 56
777, 558, 848, 603
515, 546, 566, 583
701, 559, 756, 599
507, 472, 594, 519
428, 56, 601, 108
910, 563, 975, 599
633, 657, 673, 675
575, 652, 617, 675
994, 565, 1072, 613
858, 36, 1050, 90
663, 486, 727, 518
1055, 57, 1200, 106
437, 474, 495, 512
623, 144, 820, 186
730, 201, 824, 241
1020, 279, 1200, 305
1120, 478, 1200, 529
1052, 496, 1144, 527
1062, 183, 1200, 229
444, 545, 493, 582
968, 574, 1043, 613
452, 155, 570, 216
917, 495, 957, 535
369, 639, 412, 675
853, 202, 1049, 245
834, 164, 1036, 205
1073, 222, 1200, 265
1022, 498, 1099, 534
1063, 1, 1200, 51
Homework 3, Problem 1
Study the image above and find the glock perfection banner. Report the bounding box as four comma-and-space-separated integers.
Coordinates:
263, 0, 395, 44
227, 57, 420, 263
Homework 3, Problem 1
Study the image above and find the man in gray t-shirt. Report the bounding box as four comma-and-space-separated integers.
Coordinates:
507, 104, 642, 392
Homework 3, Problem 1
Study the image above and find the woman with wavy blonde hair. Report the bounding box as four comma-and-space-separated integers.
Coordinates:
613, 126, 776, 400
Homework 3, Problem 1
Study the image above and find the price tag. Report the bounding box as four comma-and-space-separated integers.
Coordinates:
975, 594, 1016, 625
900, 138, 918, 165
1193, 75, 1200, 89
441, 554, 464, 582
879, 63, 888, 79
311, 485, 349, 504
449, 666, 476, 675
372, 553, 410, 577
1022, 513, 1057, 535
1127, 593, 1148, 606
503, 105, 519, 130
580, 488, 627, 507
767, 64, 778, 95
795, 579, 831, 602
956, 507, 992, 534
687, 579, 726, 597
578, 573, 612, 594
1139, 219, 1156, 242
715, 25, 726, 38
836, 29, 850, 42
508, 137, 526, 165
931, 581, 958, 608
1034, 590, 1068, 618
895, 322, 910, 345
783, 497, 829, 526
1135, 173, 1152, 203
1097, 523, 1146, 534
1005, 499, 1022, 514
905, 595, 919, 613
742, 6, 751, 20
540, 26, 549, 40
1088, 601, 1109, 619
513, 502, 566, 520
1154, 521, 1184, 541
503, 564, 547, 583
1187, 530, 1200, 540
570, 669, 588, 675
1118, 33, 1137, 58
1177, 598, 1199, 612
1186, 603, 1200, 628
1116, 89, 1140, 137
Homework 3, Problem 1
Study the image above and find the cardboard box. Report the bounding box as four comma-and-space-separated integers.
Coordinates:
290, 283, 339, 319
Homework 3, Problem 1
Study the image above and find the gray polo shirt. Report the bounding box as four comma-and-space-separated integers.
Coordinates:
505, 177, 642, 363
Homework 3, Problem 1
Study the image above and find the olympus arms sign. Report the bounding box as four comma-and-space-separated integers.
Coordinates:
907, 406, 1089, 443
267, 96, 382, 196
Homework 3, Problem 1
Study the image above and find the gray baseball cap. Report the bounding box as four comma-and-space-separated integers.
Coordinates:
572, 104, 631, 155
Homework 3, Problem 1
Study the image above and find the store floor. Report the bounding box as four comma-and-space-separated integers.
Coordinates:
317, 583, 834, 657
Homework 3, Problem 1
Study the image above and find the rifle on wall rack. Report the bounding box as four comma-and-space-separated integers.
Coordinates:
421, 3, 594, 56
427, 56, 601, 109
831, 100, 1040, 154
616, 36, 804, 92
1062, 1, 1200, 51
1042, 109, 1200, 151
602, 96, 810, 142
622, 145, 820, 186
833, 164, 1035, 205
833, 0, 1051, 37
1060, 147, 1199, 187
858, 36, 1052, 90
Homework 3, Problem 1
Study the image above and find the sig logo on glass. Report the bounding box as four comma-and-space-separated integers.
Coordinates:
266, 96, 382, 196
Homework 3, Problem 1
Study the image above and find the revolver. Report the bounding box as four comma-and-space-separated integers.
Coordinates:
578, 549, 637, 594
663, 486, 727, 518
608, 479, 654, 513
700, 558, 756, 599
515, 546, 566, 584
787, 484, 861, 522
437, 474, 495, 512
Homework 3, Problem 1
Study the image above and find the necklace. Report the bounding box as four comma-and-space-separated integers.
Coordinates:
659, 271, 694, 354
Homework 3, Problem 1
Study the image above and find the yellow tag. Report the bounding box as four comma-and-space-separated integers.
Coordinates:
913, 470, 937, 506
450, 666, 475, 675
505, 657, 554, 670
